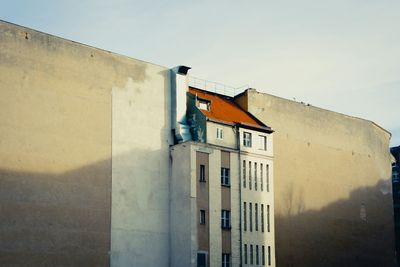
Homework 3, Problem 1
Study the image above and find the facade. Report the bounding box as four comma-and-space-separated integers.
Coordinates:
171, 86, 275, 267
236, 89, 396, 267
0, 20, 396, 267
391, 146, 400, 264
0, 20, 172, 267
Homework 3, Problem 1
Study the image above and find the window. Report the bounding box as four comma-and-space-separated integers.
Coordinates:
267, 205, 270, 232
261, 204, 264, 232
259, 135, 267, 150
197, 251, 207, 267
243, 132, 252, 147
256, 245, 259, 265
217, 128, 223, 139
221, 210, 231, 229
244, 244, 248, 264
243, 160, 246, 188
266, 164, 269, 192
255, 203, 258, 231
200, 210, 206, 225
260, 163, 264, 191
254, 162, 257, 191
222, 253, 230, 267
221, 168, 230, 186
200, 164, 206, 182
250, 245, 254, 265
262, 246, 265, 266
243, 202, 247, 231
249, 203, 253, 232
198, 99, 210, 111
268, 246, 271, 266
249, 161, 252, 190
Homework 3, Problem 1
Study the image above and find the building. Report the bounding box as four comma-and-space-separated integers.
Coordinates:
170, 69, 276, 267
0, 20, 396, 267
0, 20, 172, 267
235, 90, 396, 267
391, 146, 400, 264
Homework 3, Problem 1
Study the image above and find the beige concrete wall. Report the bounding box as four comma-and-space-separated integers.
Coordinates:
209, 149, 222, 266
236, 89, 395, 267
230, 152, 241, 267
110, 53, 171, 266
0, 20, 172, 267
170, 144, 194, 267
206, 121, 236, 149
0, 21, 112, 266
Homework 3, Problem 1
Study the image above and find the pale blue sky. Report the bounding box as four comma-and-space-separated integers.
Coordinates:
2, 0, 399, 145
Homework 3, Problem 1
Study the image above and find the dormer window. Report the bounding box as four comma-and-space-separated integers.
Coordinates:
197, 98, 210, 111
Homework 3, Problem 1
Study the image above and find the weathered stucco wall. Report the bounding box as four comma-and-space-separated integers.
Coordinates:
236, 89, 395, 267
0, 20, 171, 266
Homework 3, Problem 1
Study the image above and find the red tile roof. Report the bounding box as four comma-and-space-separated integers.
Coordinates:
189, 87, 268, 130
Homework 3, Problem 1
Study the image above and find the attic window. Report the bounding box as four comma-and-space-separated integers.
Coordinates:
197, 98, 210, 111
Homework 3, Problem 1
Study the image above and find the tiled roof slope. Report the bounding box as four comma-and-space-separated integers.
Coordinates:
189, 87, 268, 130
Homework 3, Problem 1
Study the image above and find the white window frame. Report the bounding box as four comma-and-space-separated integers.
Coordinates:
259, 135, 267, 150
199, 101, 209, 111
221, 210, 231, 229
217, 127, 224, 139
221, 167, 230, 186
222, 253, 231, 267
243, 132, 252, 147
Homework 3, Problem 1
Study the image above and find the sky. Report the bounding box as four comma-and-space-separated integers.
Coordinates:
2, 0, 400, 145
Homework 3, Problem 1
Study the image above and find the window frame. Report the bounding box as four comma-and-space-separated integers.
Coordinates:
199, 164, 206, 182
259, 135, 267, 150
197, 251, 208, 267
261, 204, 264, 233
217, 127, 224, 140
254, 162, 257, 191
250, 244, 254, 265
221, 167, 230, 186
200, 209, 206, 225
249, 203, 253, 232
244, 244, 248, 264
221, 210, 231, 229
268, 246, 271, 266
256, 245, 259, 265
243, 202, 247, 231
243, 132, 252, 147
222, 253, 231, 267
243, 160, 246, 188
255, 203, 258, 231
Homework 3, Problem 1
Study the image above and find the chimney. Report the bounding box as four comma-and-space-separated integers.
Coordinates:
171, 66, 192, 144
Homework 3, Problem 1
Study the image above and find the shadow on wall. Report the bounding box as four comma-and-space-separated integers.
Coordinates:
0, 145, 168, 267
0, 158, 112, 267
275, 179, 396, 267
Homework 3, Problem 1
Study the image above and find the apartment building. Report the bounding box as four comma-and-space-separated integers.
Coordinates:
170, 71, 276, 267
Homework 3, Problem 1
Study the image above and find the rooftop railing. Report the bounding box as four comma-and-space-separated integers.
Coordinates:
188, 76, 249, 97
